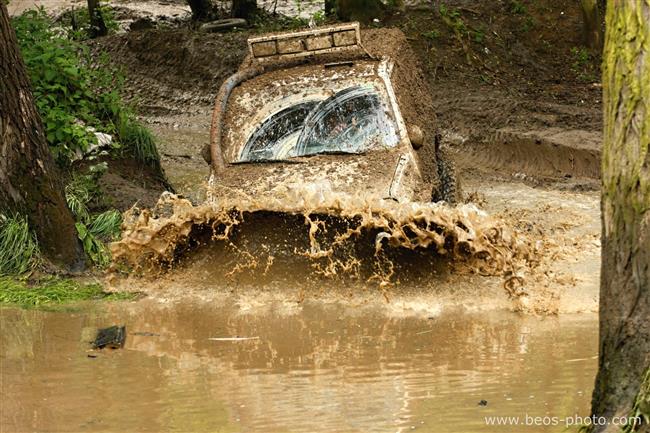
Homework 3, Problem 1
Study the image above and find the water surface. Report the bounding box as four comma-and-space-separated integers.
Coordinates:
1, 300, 597, 432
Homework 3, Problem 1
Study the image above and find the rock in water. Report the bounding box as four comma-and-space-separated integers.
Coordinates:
93, 326, 126, 349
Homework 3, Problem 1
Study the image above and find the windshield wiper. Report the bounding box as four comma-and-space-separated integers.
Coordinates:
232, 158, 304, 165
301, 150, 367, 157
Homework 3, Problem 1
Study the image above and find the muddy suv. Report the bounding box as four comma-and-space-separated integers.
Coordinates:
205, 23, 457, 206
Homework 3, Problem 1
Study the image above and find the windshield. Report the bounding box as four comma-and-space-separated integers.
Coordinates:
239, 85, 399, 162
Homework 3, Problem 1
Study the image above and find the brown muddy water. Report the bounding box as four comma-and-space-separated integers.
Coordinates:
1, 300, 597, 433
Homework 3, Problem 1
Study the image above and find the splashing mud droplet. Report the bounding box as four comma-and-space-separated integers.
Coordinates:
109, 186, 544, 310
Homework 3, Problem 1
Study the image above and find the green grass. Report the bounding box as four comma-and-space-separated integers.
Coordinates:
0, 277, 137, 308
0, 215, 39, 276
117, 114, 161, 167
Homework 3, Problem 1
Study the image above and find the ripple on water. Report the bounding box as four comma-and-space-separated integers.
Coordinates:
0, 301, 598, 433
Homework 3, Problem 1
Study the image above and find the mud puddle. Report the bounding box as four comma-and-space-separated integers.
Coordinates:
1, 300, 597, 433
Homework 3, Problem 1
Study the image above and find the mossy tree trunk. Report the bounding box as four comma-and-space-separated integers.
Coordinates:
591, 0, 650, 430
580, 0, 604, 50
0, 3, 84, 270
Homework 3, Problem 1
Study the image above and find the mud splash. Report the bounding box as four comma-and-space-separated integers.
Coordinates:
110, 185, 542, 307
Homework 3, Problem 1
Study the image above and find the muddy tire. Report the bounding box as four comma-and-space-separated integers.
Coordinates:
200, 18, 247, 32
431, 135, 459, 204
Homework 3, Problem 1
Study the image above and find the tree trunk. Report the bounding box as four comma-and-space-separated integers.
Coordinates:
87, 0, 107, 38
591, 0, 650, 431
0, 3, 84, 271
187, 0, 213, 21
580, 0, 603, 51
335, 0, 385, 23
232, 0, 256, 20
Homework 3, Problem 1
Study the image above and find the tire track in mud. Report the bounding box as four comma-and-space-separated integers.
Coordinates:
445, 127, 602, 182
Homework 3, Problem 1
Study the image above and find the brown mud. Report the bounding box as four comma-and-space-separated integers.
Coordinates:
11, 0, 603, 313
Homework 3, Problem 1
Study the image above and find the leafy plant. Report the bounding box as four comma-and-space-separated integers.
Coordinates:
12, 8, 159, 167
422, 29, 440, 40
0, 215, 39, 276
0, 276, 136, 308
570, 46, 596, 82
75, 221, 112, 267
521, 16, 535, 33
310, 10, 326, 26
438, 4, 467, 35
65, 165, 121, 268
65, 163, 108, 221
472, 28, 485, 43
62, 4, 120, 40
78, 210, 121, 267
88, 209, 122, 240
510, 0, 527, 15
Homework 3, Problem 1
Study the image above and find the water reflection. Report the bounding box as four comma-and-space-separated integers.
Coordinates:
1, 300, 597, 432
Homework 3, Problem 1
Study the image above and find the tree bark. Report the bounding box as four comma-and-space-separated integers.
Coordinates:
335, 0, 385, 23
187, 0, 213, 21
0, 3, 84, 270
87, 0, 108, 38
232, 0, 256, 20
580, 0, 604, 51
591, 0, 650, 430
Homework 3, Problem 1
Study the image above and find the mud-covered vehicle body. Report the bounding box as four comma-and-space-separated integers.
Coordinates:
207, 23, 456, 206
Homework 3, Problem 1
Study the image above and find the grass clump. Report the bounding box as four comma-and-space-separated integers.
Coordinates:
0, 215, 39, 276
117, 113, 161, 167
0, 277, 136, 308
65, 164, 123, 268
76, 209, 122, 267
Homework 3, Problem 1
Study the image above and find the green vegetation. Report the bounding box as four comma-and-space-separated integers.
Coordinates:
11, 8, 159, 167
623, 367, 650, 433
0, 277, 136, 308
438, 4, 467, 35
520, 15, 535, 33
0, 215, 39, 276
116, 112, 161, 167
422, 29, 440, 41
510, 0, 527, 15
65, 166, 122, 267
76, 210, 122, 267
6, 8, 163, 272
571, 46, 596, 82
62, 4, 119, 40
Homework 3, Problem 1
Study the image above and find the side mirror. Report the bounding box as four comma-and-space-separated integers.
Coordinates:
407, 124, 424, 150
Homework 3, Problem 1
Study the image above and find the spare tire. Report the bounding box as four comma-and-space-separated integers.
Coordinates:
200, 18, 247, 32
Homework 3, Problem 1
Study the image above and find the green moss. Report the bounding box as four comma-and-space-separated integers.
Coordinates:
0, 277, 137, 308
601, 1, 650, 219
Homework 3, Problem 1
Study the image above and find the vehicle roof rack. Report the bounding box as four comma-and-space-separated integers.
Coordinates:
247, 22, 362, 63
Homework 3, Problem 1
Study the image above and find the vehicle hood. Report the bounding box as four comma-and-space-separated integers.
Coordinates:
209, 151, 427, 212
